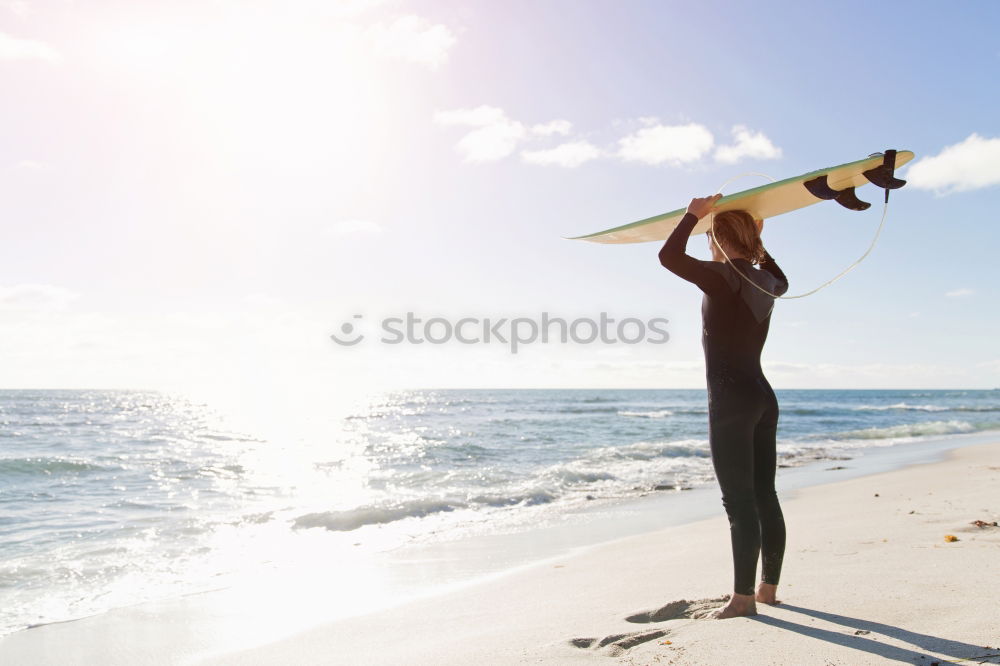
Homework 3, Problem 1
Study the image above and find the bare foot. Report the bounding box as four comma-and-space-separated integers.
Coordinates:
706, 593, 757, 619
755, 582, 781, 605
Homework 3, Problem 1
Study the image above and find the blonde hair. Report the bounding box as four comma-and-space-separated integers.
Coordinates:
709, 210, 766, 265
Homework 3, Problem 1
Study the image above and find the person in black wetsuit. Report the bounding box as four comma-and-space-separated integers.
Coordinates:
658, 193, 789, 620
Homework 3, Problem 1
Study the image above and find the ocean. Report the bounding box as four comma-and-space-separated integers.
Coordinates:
2, 388, 999, 637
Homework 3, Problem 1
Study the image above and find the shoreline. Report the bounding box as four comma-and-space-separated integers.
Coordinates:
3, 432, 999, 664
6, 429, 997, 639
3, 388, 997, 647
363, 428, 1000, 609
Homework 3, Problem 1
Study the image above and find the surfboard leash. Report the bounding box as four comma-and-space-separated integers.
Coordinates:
707, 150, 904, 299
708, 196, 892, 299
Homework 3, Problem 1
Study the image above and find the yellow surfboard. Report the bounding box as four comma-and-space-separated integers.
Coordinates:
570, 150, 914, 244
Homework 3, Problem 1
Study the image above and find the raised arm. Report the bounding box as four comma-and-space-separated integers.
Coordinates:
658, 194, 730, 297
759, 250, 789, 296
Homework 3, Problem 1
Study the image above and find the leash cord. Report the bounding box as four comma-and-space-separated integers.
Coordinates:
707, 173, 891, 299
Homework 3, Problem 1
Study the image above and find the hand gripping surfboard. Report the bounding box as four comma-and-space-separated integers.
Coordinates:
569, 150, 914, 244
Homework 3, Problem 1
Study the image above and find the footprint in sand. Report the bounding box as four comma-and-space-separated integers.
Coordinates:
568, 629, 669, 656
567, 596, 731, 655
626, 595, 732, 622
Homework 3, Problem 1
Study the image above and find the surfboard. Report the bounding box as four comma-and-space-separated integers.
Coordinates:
569, 150, 914, 244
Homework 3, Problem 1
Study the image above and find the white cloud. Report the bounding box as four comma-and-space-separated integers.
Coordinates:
0, 31, 60, 62
434, 105, 527, 162
0, 284, 77, 310
945, 287, 973, 298
713, 124, 782, 164
530, 119, 572, 137
521, 141, 602, 168
437, 111, 779, 170
455, 120, 526, 163
367, 15, 456, 69
616, 122, 714, 166
324, 219, 384, 236
906, 133, 1000, 195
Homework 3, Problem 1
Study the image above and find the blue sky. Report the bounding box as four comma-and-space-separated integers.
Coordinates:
1, 0, 998, 395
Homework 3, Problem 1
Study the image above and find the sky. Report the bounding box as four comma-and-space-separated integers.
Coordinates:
1, 0, 999, 398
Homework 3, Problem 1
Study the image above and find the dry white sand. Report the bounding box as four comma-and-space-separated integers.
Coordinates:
3, 439, 999, 665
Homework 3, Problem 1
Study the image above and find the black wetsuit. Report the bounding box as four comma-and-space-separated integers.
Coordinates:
658, 212, 789, 596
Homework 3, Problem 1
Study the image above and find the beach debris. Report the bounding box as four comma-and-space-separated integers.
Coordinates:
944, 534, 959, 542
874, 493, 879, 497
660, 640, 673, 645
970, 519, 998, 528
854, 629, 870, 635
826, 465, 848, 471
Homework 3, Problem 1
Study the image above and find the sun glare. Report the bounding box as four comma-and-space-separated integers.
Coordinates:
88, 6, 395, 193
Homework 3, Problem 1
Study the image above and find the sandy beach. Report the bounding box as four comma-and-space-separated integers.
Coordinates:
4, 1, 999, 664
2, 437, 997, 665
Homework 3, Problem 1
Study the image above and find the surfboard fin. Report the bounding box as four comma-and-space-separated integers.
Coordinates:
863, 150, 907, 190
804, 175, 840, 200
806, 149, 904, 209
833, 187, 871, 211
804, 175, 870, 209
